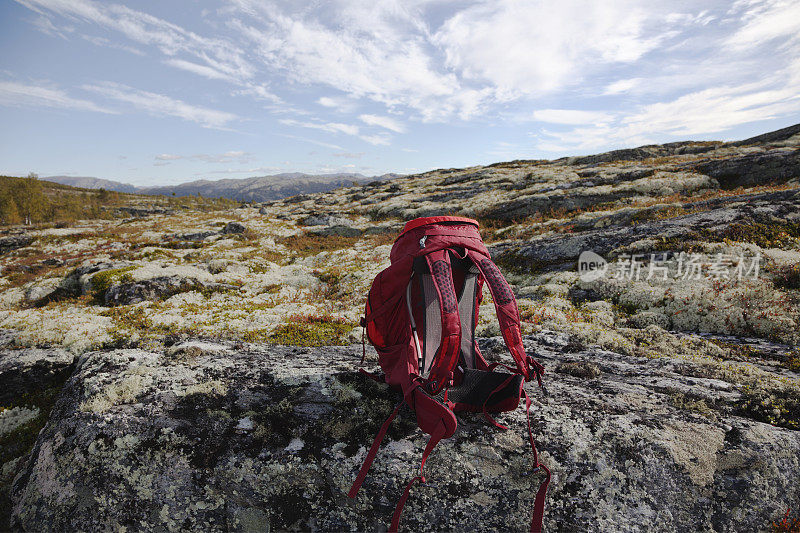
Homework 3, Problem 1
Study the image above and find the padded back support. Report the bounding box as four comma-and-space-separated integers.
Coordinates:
457, 261, 479, 369
421, 269, 441, 378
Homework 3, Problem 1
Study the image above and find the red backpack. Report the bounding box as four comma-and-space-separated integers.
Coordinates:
349, 216, 550, 532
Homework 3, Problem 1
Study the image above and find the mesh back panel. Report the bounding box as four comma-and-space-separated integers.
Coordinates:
457, 267, 478, 368
421, 272, 440, 378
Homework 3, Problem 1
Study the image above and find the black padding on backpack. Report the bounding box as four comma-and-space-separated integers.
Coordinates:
438, 369, 522, 411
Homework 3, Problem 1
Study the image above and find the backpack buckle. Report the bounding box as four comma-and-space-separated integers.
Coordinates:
419, 236, 427, 248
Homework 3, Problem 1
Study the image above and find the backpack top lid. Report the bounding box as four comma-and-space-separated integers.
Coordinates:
398, 215, 478, 238
390, 216, 485, 265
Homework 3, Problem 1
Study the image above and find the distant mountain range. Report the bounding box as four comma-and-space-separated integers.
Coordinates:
45, 172, 400, 203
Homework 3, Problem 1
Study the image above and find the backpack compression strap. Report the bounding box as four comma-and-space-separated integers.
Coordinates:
466, 250, 544, 382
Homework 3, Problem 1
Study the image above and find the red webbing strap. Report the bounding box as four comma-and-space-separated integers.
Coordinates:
523, 390, 550, 533
487, 361, 517, 373
389, 422, 447, 532
348, 400, 403, 499
360, 322, 366, 364
349, 382, 423, 499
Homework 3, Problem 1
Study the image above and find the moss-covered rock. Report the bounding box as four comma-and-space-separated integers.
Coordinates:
9, 336, 800, 532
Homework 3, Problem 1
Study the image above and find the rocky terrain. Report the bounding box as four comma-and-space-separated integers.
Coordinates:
1, 123, 799, 531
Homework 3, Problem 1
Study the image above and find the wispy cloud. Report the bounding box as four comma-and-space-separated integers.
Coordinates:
317, 95, 357, 113
279, 118, 359, 136
154, 151, 255, 165
154, 153, 182, 161
279, 117, 391, 145
15, 0, 254, 81
532, 109, 613, 125
164, 59, 234, 81
233, 83, 283, 105
536, 77, 800, 152
359, 114, 406, 133
30, 14, 72, 39
84, 82, 238, 128
81, 34, 144, 56
0, 80, 117, 114
8, 0, 800, 171
204, 166, 283, 175
725, 0, 800, 49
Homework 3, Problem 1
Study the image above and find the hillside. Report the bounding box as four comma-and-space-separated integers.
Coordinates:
44, 176, 140, 194
2, 123, 799, 531
46, 172, 401, 203
0, 175, 239, 226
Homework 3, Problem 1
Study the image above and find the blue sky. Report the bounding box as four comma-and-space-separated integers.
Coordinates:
1, 0, 799, 186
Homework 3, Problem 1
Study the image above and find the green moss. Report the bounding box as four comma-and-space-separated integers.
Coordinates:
716, 220, 800, 249
667, 392, 717, 419
267, 316, 355, 346
629, 205, 689, 224
785, 351, 800, 373
91, 266, 137, 299
312, 267, 347, 300
656, 220, 800, 253
738, 383, 800, 430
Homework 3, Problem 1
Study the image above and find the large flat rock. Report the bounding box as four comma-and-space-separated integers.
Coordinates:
10, 334, 799, 532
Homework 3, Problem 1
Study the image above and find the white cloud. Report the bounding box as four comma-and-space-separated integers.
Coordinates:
229, 2, 465, 120
359, 114, 406, 133
317, 95, 357, 113
30, 14, 72, 38
16, 0, 254, 81
84, 82, 238, 128
0, 80, 117, 114
279, 116, 391, 145
433, 0, 669, 99
205, 166, 283, 175
234, 83, 282, 104
359, 133, 391, 146
726, 0, 800, 49
317, 97, 339, 108
81, 34, 144, 55
536, 77, 800, 152
280, 118, 359, 136
155, 151, 255, 164
603, 78, 642, 95
164, 59, 235, 81
532, 109, 613, 125
10, 0, 800, 161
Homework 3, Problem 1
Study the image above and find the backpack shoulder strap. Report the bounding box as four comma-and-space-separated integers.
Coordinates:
465, 250, 543, 382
